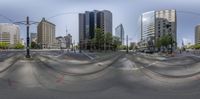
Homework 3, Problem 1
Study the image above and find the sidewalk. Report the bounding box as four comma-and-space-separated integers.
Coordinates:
137, 53, 169, 60
175, 51, 200, 58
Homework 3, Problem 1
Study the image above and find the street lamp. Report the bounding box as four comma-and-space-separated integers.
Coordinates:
26, 17, 30, 58
14, 16, 39, 58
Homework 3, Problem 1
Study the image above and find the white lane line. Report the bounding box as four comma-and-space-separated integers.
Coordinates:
132, 61, 158, 70
147, 61, 158, 67
82, 51, 95, 60
120, 61, 141, 71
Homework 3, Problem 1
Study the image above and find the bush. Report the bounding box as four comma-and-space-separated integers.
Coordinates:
14, 43, 25, 49
0, 42, 9, 49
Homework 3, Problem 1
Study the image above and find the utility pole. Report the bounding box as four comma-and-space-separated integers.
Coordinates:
126, 35, 129, 53
26, 16, 31, 58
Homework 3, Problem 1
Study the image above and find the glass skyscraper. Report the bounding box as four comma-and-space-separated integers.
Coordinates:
115, 24, 125, 45
140, 9, 177, 52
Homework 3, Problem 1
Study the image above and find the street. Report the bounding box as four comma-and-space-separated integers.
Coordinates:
0, 50, 200, 99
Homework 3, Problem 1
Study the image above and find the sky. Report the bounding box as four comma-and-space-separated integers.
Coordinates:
0, 0, 200, 46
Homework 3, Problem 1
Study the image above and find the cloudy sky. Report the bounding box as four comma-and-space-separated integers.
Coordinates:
0, 0, 200, 46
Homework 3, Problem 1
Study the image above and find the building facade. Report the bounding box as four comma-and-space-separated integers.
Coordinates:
195, 25, 200, 45
20, 38, 25, 46
37, 18, 56, 49
141, 11, 156, 52
56, 36, 66, 49
155, 10, 177, 51
140, 9, 177, 52
64, 34, 72, 49
79, 10, 112, 49
79, 13, 85, 49
102, 10, 113, 34
30, 33, 37, 43
115, 24, 125, 45
0, 23, 20, 47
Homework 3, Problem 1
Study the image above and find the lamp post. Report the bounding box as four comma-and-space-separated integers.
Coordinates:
13, 16, 39, 58
26, 16, 31, 58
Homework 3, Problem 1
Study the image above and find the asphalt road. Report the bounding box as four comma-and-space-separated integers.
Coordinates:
0, 50, 200, 99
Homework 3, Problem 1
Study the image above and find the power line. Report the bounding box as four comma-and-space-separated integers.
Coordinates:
0, 14, 14, 23
47, 12, 79, 20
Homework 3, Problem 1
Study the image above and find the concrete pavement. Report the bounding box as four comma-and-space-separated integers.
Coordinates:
0, 50, 200, 99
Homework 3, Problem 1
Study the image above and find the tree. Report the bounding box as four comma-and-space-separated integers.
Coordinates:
157, 33, 176, 53
14, 43, 24, 49
195, 44, 200, 49
94, 28, 105, 50
119, 45, 126, 50
91, 38, 96, 50
156, 38, 161, 51
0, 42, 9, 49
190, 44, 200, 49
113, 36, 121, 51
31, 42, 38, 49
105, 32, 112, 50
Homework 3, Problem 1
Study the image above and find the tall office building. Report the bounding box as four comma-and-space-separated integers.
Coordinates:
155, 10, 177, 46
140, 9, 177, 52
0, 23, 20, 47
79, 10, 112, 49
79, 13, 85, 47
140, 11, 156, 51
37, 18, 56, 49
141, 11, 155, 41
115, 24, 124, 45
102, 10, 112, 34
195, 25, 200, 44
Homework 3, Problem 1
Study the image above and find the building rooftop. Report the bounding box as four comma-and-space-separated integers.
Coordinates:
40, 18, 56, 26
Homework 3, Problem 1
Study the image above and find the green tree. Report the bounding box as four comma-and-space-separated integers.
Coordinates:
194, 44, 200, 49
0, 42, 9, 49
156, 38, 161, 51
105, 32, 112, 50
95, 28, 105, 50
14, 43, 24, 49
113, 36, 121, 51
119, 45, 126, 50
91, 38, 96, 50
157, 33, 176, 53
31, 42, 38, 49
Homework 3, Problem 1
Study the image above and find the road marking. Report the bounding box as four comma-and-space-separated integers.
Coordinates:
195, 76, 200, 80
56, 75, 64, 84
147, 61, 158, 67
97, 63, 103, 66
7, 78, 17, 87
82, 52, 94, 60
